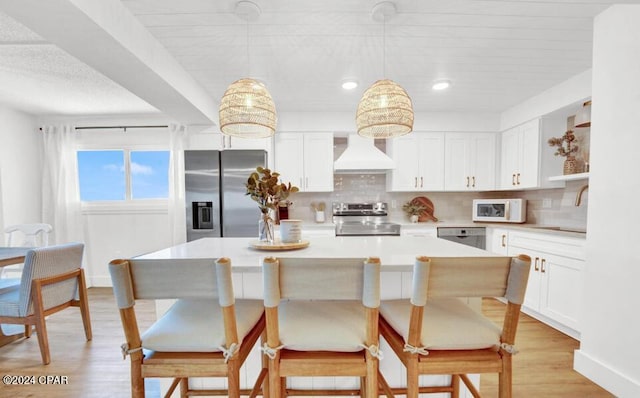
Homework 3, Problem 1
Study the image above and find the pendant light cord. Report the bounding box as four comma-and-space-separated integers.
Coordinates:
382, 15, 386, 77
246, 19, 251, 77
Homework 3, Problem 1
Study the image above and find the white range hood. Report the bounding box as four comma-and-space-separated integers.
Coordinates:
334, 134, 395, 173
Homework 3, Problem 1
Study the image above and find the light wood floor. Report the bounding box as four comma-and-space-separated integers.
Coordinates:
0, 288, 613, 397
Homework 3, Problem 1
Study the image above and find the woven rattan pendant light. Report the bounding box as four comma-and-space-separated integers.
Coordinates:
219, 1, 276, 138
357, 2, 413, 139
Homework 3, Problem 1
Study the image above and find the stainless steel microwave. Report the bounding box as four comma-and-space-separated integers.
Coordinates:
472, 199, 526, 223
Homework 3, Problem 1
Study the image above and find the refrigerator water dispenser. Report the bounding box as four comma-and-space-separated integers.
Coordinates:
192, 201, 213, 229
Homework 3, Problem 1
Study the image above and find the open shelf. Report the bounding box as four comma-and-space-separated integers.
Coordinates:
548, 172, 589, 182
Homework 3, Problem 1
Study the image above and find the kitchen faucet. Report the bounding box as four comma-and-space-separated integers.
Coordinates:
575, 184, 589, 206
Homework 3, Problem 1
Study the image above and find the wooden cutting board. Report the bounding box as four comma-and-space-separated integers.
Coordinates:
410, 196, 438, 222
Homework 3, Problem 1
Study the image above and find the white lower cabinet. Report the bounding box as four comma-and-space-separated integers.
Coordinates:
506, 231, 585, 338
487, 227, 509, 255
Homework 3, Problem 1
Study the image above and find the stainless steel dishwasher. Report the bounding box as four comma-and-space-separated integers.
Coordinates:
437, 227, 486, 249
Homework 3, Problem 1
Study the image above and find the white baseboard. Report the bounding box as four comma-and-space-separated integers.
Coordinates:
574, 349, 640, 397
521, 307, 580, 340
88, 275, 113, 288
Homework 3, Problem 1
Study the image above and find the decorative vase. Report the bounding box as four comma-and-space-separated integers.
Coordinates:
410, 214, 419, 223
563, 156, 580, 175
258, 213, 275, 243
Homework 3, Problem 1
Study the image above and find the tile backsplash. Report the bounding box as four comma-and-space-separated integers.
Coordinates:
284, 135, 587, 228
287, 173, 588, 230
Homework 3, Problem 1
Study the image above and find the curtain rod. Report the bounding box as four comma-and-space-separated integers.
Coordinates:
39, 125, 169, 132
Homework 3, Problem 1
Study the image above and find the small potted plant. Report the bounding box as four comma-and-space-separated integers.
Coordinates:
402, 202, 426, 223
548, 130, 581, 174
245, 167, 299, 242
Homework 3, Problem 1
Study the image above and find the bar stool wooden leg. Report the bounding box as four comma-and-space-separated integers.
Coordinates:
451, 374, 460, 398
180, 378, 188, 398
407, 355, 419, 398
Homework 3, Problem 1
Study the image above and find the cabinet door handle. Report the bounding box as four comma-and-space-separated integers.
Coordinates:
466, 176, 470, 187
300, 178, 303, 189
472, 176, 476, 187
420, 176, 423, 188
415, 177, 418, 188
541, 258, 546, 273
501, 234, 506, 247
305, 177, 308, 189
534, 257, 540, 271
516, 173, 521, 185
512, 173, 516, 186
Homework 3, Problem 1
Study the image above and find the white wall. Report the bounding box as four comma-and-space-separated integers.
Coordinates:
573, 5, 640, 397
0, 104, 42, 236
500, 70, 592, 131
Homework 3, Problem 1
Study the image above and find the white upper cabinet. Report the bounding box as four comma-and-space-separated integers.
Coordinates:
444, 133, 496, 191
275, 132, 333, 192
499, 118, 565, 190
386, 133, 445, 191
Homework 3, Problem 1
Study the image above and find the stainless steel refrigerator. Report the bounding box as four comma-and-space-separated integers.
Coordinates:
185, 149, 267, 241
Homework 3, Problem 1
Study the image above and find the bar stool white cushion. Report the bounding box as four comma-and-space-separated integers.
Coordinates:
380, 297, 501, 350
278, 300, 366, 352
141, 298, 264, 352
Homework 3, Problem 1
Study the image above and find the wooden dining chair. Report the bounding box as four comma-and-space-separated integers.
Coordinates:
109, 257, 267, 398
378, 255, 531, 398
261, 256, 382, 398
0, 242, 92, 364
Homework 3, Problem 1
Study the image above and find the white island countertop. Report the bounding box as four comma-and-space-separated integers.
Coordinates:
136, 236, 499, 272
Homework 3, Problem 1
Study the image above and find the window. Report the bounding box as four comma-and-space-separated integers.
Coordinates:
77, 150, 169, 201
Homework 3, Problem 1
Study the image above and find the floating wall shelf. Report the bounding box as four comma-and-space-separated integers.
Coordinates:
548, 172, 589, 182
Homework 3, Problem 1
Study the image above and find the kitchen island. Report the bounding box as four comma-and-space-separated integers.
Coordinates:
136, 235, 498, 270
135, 236, 500, 398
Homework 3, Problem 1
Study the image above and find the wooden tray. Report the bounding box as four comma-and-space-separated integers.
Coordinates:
249, 240, 310, 251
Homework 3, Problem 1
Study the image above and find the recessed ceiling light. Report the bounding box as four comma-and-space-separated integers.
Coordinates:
342, 80, 358, 90
432, 79, 451, 91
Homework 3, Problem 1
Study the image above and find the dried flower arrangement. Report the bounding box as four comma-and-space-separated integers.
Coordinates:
548, 130, 579, 158
246, 167, 299, 242
245, 166, 299, 214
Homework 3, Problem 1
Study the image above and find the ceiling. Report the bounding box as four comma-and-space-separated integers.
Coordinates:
0, 0, 634, 121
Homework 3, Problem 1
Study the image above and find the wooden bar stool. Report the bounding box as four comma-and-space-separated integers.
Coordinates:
378, 255, 531, 398
109, 257, 267, 398
261, 256, 382, 398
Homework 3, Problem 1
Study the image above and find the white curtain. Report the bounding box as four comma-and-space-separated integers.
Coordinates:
41, 125, 84, 244
168, 124, 188, 245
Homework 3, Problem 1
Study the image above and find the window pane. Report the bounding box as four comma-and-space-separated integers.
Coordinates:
77, 150, 125, 201
130, 151, 170, 199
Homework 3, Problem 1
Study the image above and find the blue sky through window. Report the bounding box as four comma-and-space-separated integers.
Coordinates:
77, 150, 169, 201
131, 151, 170, 199
77, 150, 125, 201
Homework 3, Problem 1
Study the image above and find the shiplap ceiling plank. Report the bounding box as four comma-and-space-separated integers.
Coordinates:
118, 0, 627, 113
1, 0, 637, 117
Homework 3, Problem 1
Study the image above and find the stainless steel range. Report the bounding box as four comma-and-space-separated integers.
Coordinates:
333, 202, 401, 236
